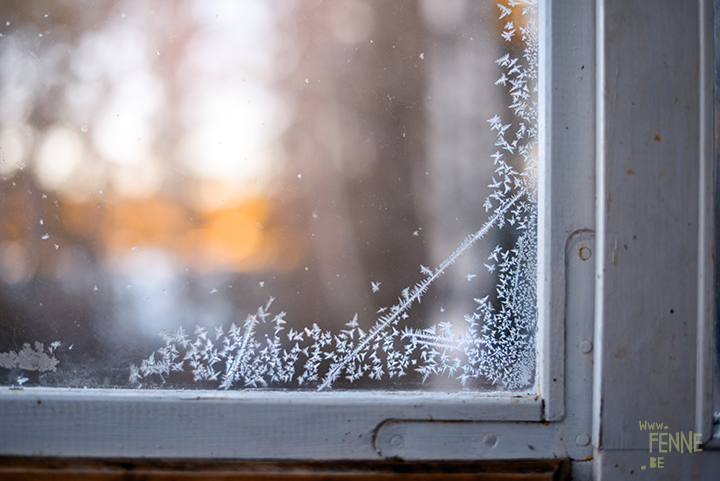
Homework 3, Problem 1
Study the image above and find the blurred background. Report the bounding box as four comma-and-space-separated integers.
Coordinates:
0, 0, 529, 389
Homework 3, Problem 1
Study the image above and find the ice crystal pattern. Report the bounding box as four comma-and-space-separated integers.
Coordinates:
0, 342, 60, 385
133, 1, 539, 392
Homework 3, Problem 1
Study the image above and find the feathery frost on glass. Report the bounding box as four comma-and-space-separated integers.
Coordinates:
133, 0, 539, 392
0, 0, 538, 392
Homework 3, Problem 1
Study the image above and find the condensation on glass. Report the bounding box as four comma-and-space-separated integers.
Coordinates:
0, 0, 538, 392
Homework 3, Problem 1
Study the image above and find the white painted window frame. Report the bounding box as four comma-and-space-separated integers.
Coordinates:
2, 1, 720, 478
592, 0, 720, 478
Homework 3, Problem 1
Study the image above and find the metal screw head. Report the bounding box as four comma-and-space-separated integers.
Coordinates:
389, 434, 404, 449
483, 433, 498, 448
579, 339, 593, 354
575, 433, 591, 446
578, 245, 592, 261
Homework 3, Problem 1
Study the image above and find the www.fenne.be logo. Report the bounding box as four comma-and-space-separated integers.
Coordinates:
639, 421, 702, 470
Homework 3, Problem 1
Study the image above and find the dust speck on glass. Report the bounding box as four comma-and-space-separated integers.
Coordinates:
0, 0, 538, 392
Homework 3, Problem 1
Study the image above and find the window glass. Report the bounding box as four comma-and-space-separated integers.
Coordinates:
0, 0, 537, 392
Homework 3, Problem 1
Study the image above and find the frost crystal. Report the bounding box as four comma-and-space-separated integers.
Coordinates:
133, 0, 538, 392
0, 342, 60, 373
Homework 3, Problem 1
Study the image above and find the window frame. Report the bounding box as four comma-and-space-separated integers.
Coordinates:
0, 0, 593, 463
592, 0, 720, 477
3, 1, 720, 479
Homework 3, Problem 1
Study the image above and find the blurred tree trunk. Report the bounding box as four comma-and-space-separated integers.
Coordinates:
277, 0, 430, 328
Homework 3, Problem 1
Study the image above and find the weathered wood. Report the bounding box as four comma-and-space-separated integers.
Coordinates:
537, 0, 597, 423
597, 0, 701, 450
594, 0, 720, 478
0, 389, 541, 459
0, 458, 570, 481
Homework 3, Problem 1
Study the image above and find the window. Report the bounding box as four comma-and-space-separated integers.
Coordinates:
2, 1, 720, 480
0, 0, 538, 394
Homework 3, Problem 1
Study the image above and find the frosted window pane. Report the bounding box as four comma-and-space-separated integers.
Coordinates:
0, 0, 538, 392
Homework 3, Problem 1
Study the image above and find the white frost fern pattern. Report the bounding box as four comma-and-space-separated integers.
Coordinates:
132, 1, 539, 392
